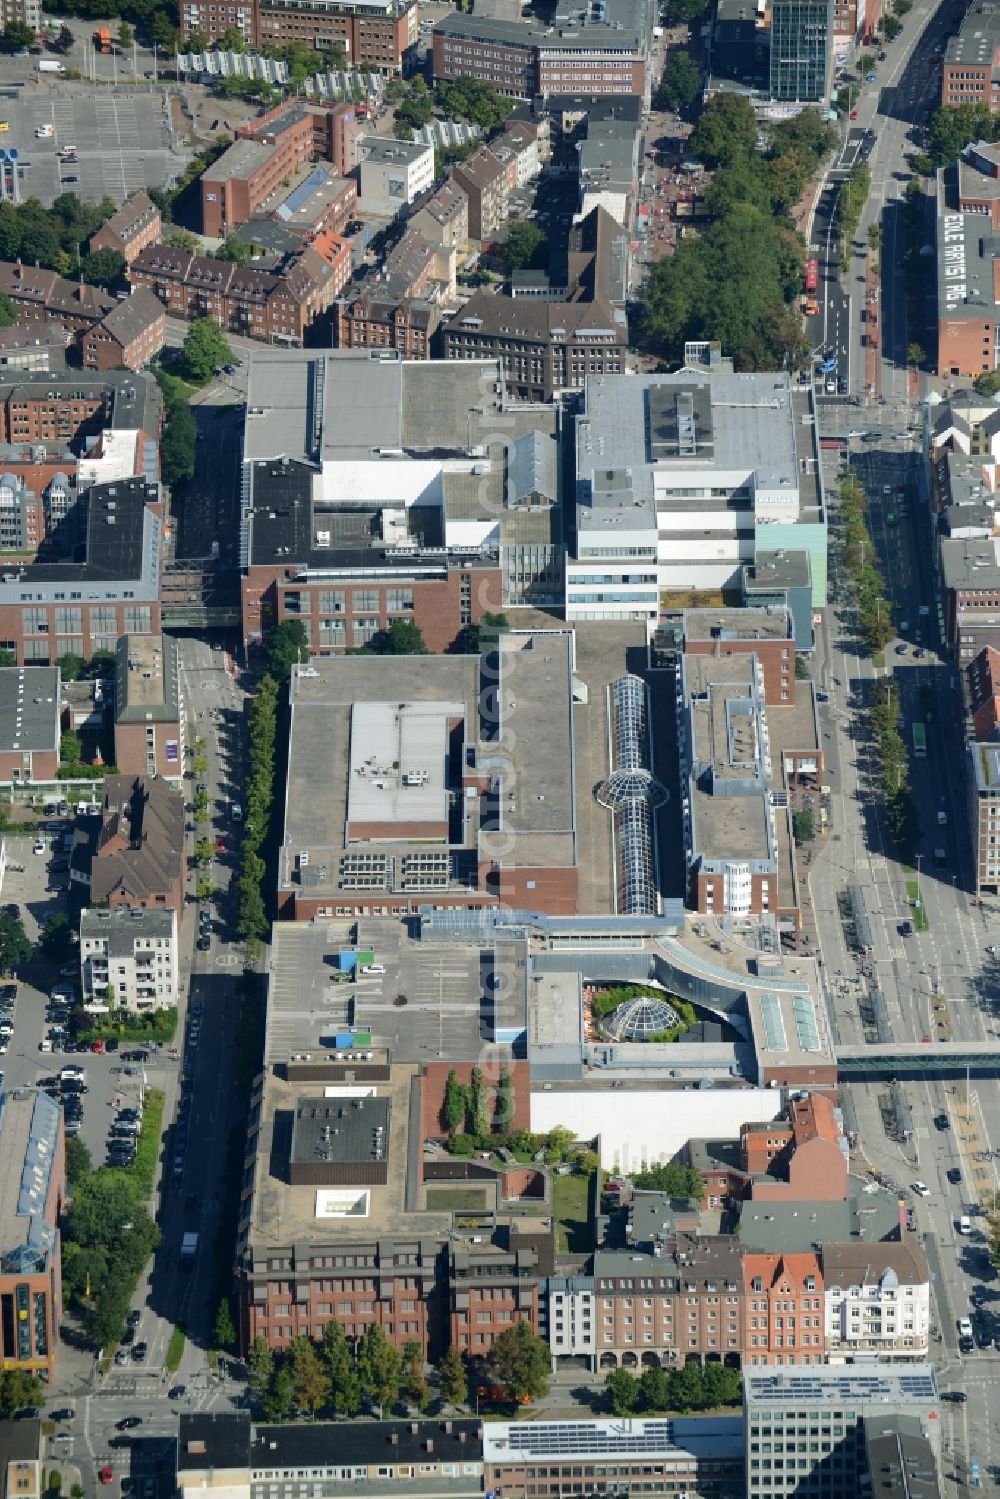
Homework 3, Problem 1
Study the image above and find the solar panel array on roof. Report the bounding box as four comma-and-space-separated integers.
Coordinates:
759, 993, 787, 1052
792, 993, 821, 1052
747, 1372, 937, 1401
492, 1421, 680, 1455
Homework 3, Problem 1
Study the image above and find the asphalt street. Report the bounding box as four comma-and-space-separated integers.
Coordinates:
22, 642, 251, 1499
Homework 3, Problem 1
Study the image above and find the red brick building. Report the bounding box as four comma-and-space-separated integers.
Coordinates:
967, 643, 1000, 740
89, 191, 163, 265
80, 288, 167, 373
682, 607, 798, 706
688, 1092, 848, 1208
129, 244, 341, 345
236, 98, 362, 178
0, 1089, 65, 1380
0, 260, 114, 336
181, 0, 418, 70
86, 774, 185, 928
742, 1252, 825, 1367
0, 665, 60, 785
113, 634, 184, 783
433, 13, 646, 101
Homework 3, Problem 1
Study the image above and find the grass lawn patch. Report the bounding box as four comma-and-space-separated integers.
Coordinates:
130, 1089, 165, 1200
166, 1323, 186, 1373
552, 1170, 593, 1253
425, 1187, 490, 1211
906, 881, 930, 931
77, 1008, 177, 1045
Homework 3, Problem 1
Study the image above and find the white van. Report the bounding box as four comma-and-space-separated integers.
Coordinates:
959, 1215, 971, 1234
359, 963, 386, 975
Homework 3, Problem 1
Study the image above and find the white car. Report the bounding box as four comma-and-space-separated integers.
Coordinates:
912, 1181, 930, 1197
847, 428, 866, 438
32, 840, 45, 855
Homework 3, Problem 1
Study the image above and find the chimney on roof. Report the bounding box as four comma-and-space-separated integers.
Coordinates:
390, 1432, 399, 1445
425, 1439, 433, 1453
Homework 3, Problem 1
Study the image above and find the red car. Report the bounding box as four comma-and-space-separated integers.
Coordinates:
99, 1468, 113, 1486
90, 1039, 105, 1054
215, 837, 226, 852
850, 109, 858, 119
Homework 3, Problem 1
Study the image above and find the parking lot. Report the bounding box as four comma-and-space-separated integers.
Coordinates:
1, 829, 179, 1169
0, 80, 189, 206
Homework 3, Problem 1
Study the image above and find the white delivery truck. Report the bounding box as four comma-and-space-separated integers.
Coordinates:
37, 59, 65, 74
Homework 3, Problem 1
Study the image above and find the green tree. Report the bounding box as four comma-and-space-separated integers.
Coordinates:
689, 93, 758, 168
38, 914, 73, 966
975, 370, 1000, 398
0, 294, 16, 328
792, 808, 814, 844
0, 912, 32, 975
660, 0, 706, 20
469, 1066, 490, 1137
57, 651, 83, 683
638, 1364, 671, 1411
367, 619, 429, 655
443, 1068, 467, 1136
0, 20, 35, 52
401, 1339, 430, 1411
79, 249, 126, 288
180, 317, 233, 385
195, 836, 215, 868
247, 1334, 275, 1399
504, 218, 547, 271
357, 1323, 401, 1411
118, 20, 134, 49
215, 234, 252, 266
906, 341, 926, 367
321, 1320, 362, 1415
495, 1066, 513, 1130
287, 1335, 330, 1414
606, 1367, 638, 1415
882, 13, 901, 38
264, 619, 309, 682
485, 1320, 551, 1403
0, 1368, 43, 1416
217, 25, 248, 50
181, 26, 210, 52
64, 1137, 92, 1189
213, 1299, 236, 1350
261, 1364, 295, 1421
151, 11, 178, 47
438, 1345, 468, 1405
657, 50, 700, 111
60, 730, 82, 766
630, 1162, 706, 1201
157, 375, 198, 490
84, 649, 116, 679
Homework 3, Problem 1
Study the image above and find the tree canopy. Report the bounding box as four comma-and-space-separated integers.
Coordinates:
484, 1321, 551, 1402
641, 104, 834, 370
180, 317, 232, 385
504, 219, 548, 271
0, 912, 31, 976
656, 50, 701, 112
264, 619, 309, 681
434, 77, 514, 133
630, 1161, 706, 1201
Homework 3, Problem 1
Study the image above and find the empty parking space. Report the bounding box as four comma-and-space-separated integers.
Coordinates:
2, 84, 188, 206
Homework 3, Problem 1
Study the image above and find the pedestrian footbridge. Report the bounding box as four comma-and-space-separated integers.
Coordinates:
836, 1042, 1000, 1079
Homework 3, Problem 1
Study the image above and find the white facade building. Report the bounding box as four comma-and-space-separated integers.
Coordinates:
822, 1243, 931, 1362
80, 906, 178, 1012
568, 370, 826, 619
356, 137, 435, 217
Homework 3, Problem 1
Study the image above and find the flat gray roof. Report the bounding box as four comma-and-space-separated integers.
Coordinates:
941, 535, 1000, 589
245, 353, 554, 466
80, 905, 175, 942
115, 634, 180, 724
576, 372, 809, 526
683, 606, 792, 643
281, 632, 577, 898
0, 667, 59, 754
